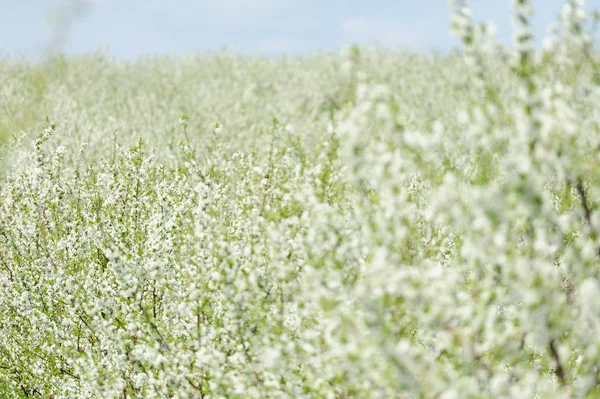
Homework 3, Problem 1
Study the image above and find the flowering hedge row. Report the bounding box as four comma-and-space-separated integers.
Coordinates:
1, 0, 600, 397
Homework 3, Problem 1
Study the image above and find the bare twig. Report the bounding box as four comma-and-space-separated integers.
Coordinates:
576, 179, 593, 226
576, 179, 600, 258
549, 339, 567, 386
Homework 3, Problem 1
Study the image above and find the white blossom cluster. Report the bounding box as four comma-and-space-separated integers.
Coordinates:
1, 1, 600, 397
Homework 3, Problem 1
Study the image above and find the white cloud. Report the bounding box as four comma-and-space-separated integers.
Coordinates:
341, 17, 428, 49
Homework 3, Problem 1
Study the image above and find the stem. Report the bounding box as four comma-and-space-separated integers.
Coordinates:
549, 339, 567, 386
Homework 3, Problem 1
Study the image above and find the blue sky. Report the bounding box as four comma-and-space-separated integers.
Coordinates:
2, 0, 600, 60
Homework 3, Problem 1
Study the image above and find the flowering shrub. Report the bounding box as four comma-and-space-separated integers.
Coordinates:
1, 0, 600, 397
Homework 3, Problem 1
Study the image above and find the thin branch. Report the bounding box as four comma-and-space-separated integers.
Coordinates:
549, 339, 567, 386
576, 179, 593, 226
576, 179, 600, 258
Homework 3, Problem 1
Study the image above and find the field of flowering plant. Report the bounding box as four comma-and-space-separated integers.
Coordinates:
1, 0, 600, 397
